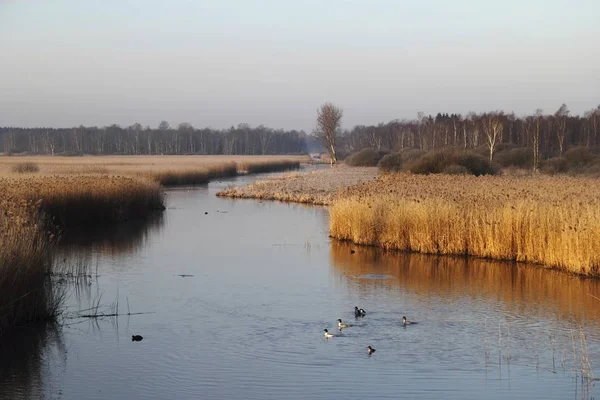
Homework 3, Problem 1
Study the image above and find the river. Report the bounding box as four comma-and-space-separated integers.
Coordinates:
1, 169, 599, 399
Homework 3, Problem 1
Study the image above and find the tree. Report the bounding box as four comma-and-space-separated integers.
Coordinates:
480, 112, 503, 164
532, 109, 544, 171
554, 103, 569, 155
313, 102, 343, 164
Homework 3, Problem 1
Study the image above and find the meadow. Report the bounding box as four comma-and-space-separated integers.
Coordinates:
0, 155, 305, 334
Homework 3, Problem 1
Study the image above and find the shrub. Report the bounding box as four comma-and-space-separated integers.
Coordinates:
406, 148, 495, 176
11, 162, 40, 174
378, 153, 403, 172
494, 147, 533, 168
345, 148, 388, 167
540, 157, 568, 175
442, 164, 469, 175
398, 148, 426, 162
563, 146, 595, 167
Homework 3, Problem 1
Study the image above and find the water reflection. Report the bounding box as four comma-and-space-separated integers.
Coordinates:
330, 241, 600, 325
58, 213, 164, 256
0, 324, 65, 400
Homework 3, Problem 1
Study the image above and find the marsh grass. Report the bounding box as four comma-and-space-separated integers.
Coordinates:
0, 200, 61, 336
237, 159, 300, 174
147, 163, 238, 186
0, 175, 165, 229
11, 162, 40, 174
330, 173, 600, 275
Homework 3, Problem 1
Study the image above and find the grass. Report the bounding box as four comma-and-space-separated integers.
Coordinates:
0, 200, 60, 336
217, 166, 379, 205
0, 175, 165, 229
11, 162, 40, 174
329, 173, 600, 276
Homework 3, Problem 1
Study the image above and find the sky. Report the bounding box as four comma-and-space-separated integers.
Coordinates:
0, 0, 599, 131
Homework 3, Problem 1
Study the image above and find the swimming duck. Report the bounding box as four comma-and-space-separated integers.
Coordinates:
367, 346, 376, 354
131, 335, 143, 341
354, 306, 366, 317
337, 319, 349, 329
323, 329, 334, 339
402, 316, 416, 325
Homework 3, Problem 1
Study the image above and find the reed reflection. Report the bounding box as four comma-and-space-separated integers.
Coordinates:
58, 213, 164, 256
330, 241, 600, 325
0, 324, 65, 400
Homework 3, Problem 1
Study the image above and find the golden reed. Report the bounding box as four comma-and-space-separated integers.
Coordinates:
330, 173, 600, 275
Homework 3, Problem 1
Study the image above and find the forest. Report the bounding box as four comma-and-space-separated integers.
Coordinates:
0, 122, 309, 155
339, 104, 600, 169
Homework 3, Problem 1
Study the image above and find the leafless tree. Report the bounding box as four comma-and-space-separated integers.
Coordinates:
480, 112, 503, 164
314, 102, 343, 164
554, 103, 569, 155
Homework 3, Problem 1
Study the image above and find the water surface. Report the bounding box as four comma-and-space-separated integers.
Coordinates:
1, 171, 599, 399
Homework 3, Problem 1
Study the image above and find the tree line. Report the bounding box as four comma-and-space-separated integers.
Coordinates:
336, 104, 600, 170
0, 122, 308, 155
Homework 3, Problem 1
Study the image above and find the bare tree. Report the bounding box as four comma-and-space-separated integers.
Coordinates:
313, 102, 343, 164
480, 112, 503, 164
554, 103, 569, 155
532, 109, 544, 171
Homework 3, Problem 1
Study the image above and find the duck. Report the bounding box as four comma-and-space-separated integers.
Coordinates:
337, 319, 349, 329
367, 345, 376, 355
131, 335, 143, 341
323, 329, 334, 339
354, 306, 366, 317
402, 316, 416, 325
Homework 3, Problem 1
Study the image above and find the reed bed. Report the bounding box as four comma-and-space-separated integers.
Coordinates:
145, 163, 238, 186
330, 173, 600, 275
0, 175, 164, 229
217, 166, 378, 204
0, 200, 59, 336
237, 159, 300, 174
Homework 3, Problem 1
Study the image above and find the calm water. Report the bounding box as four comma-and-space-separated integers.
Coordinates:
2, 170, 600, 399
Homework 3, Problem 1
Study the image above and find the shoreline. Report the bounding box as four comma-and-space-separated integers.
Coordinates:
218, 167, 600, 277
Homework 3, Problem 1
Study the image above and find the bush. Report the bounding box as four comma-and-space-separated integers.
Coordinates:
563, 146, 595, 167
11, 162, 40, 174
406, 148, 495, 176
540, 157, 568, 175
398, 148, 426, 162
378, 153, 403, 172
442, 164, 469, 175
494, 147, 533, 168
345, 148, 388, 167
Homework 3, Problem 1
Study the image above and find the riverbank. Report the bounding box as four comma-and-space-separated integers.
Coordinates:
216, 166, 378, 205
218, 167, 600, 276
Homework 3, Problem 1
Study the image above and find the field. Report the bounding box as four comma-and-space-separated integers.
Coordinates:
0, 155, 306, 185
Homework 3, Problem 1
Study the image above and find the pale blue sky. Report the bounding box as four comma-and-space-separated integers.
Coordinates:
1, 0, 598, 131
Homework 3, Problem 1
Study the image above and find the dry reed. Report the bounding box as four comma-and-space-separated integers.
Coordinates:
330, 173, 600, 275
0, 200, 60, 335
0, 175, 164, 229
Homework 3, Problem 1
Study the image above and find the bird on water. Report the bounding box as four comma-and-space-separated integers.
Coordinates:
132, 335, 143, 341
367, 346, 376, 355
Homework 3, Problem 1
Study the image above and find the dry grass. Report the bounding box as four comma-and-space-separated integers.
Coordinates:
330, 173, 600, 275
0, 175, 164, 229
0, 200, 59, 335
217, 166, 378, 205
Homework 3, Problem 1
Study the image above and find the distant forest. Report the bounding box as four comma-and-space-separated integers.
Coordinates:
2, 104, 599, 161
0, 122, 311, 155
339, 104, 600, 165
